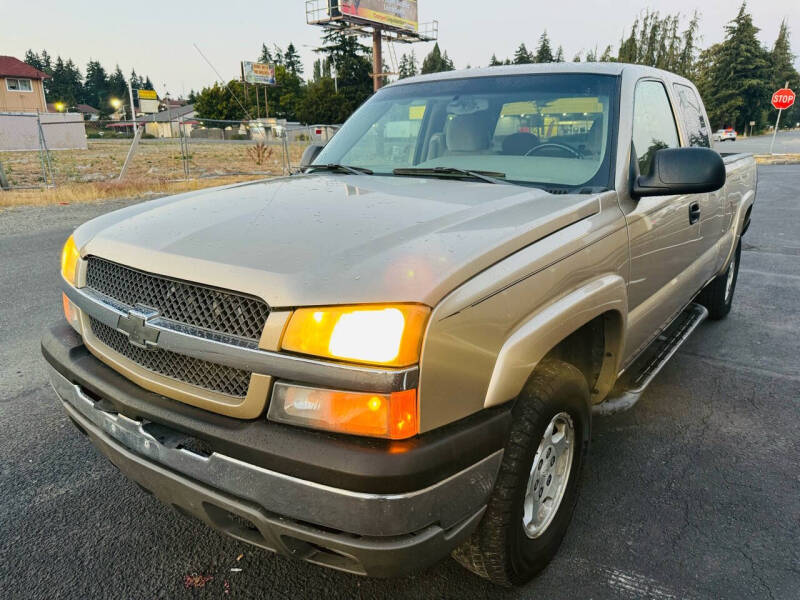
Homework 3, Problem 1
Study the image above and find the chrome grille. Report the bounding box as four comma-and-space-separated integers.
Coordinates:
89, 318, 251, 398
85, 257, 269, 341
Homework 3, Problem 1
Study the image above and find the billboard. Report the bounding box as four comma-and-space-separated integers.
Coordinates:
337, 0, 418, 32
242, 61, 276, 85
136, 89, 159, 114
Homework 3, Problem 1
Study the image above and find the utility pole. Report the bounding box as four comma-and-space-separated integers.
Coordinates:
373, 28, 383, 92
127, 78, 137, 133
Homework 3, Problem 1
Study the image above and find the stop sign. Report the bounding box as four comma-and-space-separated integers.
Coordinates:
771, 88, 795, 110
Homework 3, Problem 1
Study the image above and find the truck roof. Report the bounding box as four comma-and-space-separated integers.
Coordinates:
388, 62, 692, 88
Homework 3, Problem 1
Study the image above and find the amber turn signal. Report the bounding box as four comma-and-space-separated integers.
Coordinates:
268, 383, 418, 439
61, 235, 80, 285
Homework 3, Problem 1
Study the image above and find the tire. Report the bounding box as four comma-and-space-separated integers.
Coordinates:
452, 359, 591, 587
697, 239, 741, 320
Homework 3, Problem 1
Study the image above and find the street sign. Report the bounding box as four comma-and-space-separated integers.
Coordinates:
771, 88, 795, 110
770, 85, 795, 155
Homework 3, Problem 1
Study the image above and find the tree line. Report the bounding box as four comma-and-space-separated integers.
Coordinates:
23, 50, 155, 117
474, 3, 798, 132
39, 1, 795, 131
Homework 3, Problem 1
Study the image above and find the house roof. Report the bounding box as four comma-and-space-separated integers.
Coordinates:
0, 56, 50, 79
136, 104, 195, 123
75, 104, 99, 114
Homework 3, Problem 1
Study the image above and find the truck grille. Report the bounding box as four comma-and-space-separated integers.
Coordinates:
85, 257, 270, 341
89, 318, 251, 398
84, 257, 269, 399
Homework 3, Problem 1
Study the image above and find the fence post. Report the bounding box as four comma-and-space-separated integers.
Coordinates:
36, 112, 55, 187
0, 159, 8, 189
119, 122, 143, 181
179, 117, 190, 180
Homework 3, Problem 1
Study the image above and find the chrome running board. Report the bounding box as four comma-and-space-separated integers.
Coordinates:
593, 303, 709, 415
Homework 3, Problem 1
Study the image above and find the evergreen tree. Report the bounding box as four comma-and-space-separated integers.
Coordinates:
696, 2, 771, 131
398, 52, 419, 79
24, 50, 44, 72
554, 46, 565, 62
48, 57, 83, 106
534, 31, 554, 63
585, 47, 597, 62
259, 44, 273, 64
272, 45, 285, 66
421, 43, 454, 74
677, 12, 701, 78
108, 66, 128, 103
315, 29, 372, 108
572, 52, 582, 62
143, 76, 155, 91
769, 20, 800, 128
284, 43, 303, 75
513, 43, 532, 64
489, 53, 503, 66
616, 10, 700, 77
599, 45, 615, 62
84, 60, 109, 109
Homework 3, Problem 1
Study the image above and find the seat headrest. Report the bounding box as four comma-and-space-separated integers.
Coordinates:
445, 113, 490, 152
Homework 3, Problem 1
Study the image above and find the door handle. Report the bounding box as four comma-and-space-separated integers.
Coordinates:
689, 202, 701, 224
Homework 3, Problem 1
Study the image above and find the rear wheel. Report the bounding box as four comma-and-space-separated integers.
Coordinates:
452, 359, 590, 587
697, 239, 741, 320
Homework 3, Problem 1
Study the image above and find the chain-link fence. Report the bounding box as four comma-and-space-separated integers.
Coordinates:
1, 115, 339, 190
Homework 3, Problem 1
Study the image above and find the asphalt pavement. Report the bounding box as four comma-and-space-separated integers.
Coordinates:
714, 128, 800, 154
1, 167, 798, 599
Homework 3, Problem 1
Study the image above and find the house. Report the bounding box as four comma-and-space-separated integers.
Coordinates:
75, 104, 100, 121
136, 104, 196, 137
0, 56, 49, 113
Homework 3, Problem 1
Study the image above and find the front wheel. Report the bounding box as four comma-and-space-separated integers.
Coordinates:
452, 359, 590, 587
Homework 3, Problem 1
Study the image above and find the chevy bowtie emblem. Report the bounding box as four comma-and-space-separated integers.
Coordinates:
116, 307, 160, 349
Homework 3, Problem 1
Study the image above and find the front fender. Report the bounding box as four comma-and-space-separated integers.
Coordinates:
484, 274, 627, 408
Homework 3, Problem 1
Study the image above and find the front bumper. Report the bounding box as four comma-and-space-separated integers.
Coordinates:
43, 324, 507, 576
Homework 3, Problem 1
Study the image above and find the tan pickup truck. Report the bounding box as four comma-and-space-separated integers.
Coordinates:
44, 63, 756, 586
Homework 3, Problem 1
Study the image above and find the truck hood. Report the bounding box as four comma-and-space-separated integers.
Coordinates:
76, 175, 600, 308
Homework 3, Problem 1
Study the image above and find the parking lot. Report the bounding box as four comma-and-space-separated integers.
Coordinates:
1, 165, 798, 599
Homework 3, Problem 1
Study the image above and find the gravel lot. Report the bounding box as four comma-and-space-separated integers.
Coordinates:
1, 166, 798, 599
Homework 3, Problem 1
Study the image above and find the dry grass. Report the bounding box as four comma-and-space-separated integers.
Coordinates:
0, 140, 308, 187
0, 139, 309, 207
0, 175, 267, 208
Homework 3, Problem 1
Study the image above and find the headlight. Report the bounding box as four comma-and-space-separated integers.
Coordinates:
61, 235, 80, 285
281, 304, 430, 367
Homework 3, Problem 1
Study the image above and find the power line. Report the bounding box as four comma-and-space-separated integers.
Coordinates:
193, 43, 253, 120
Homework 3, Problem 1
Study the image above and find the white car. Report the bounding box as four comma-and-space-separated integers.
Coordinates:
714, 129, 737, 142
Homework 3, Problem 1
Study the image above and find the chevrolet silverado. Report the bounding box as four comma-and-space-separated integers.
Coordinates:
43, 63, 756, 586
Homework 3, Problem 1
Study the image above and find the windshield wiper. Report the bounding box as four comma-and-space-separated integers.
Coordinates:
307, 164, 373, 175
392, 167, 508, 184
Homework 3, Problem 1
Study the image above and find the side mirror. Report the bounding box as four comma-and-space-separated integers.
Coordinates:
300, 143, 325, 169
632, 147, 725, 199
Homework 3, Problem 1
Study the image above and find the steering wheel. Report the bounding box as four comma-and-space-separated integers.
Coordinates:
525, 142, 583, 159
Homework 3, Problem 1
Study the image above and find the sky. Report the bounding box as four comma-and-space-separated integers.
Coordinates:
4, 0, 799, 99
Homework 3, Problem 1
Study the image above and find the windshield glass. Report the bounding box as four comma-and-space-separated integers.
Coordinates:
315, 73, 619, 189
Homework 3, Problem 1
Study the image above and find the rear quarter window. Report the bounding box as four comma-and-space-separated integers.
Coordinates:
673, 84, 710, 148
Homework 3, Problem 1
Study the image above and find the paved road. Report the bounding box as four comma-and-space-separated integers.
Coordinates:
1, 168, 798, 599
714, 129, 800, 154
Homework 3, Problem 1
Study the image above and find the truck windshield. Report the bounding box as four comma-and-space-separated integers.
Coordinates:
315, 73, 619, 190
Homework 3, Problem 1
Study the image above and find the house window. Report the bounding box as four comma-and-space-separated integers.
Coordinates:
6, 78, 33, 92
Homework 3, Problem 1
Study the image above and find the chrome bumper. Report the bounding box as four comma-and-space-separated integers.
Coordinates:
49, 366, 502, 539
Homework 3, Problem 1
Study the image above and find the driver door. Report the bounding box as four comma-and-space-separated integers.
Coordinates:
623, 79, 707, 360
